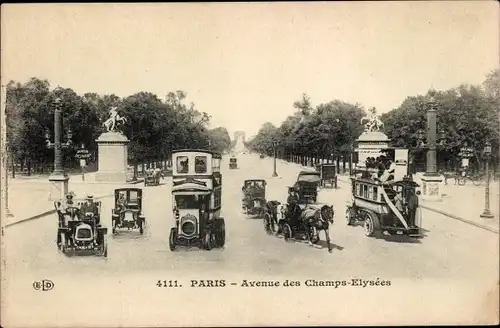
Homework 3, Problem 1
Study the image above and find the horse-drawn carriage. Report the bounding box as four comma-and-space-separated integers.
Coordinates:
264, 201, 335, 252
112, 188, 146, 234
169, 149, 226, 251
293, 171, 321, 203
346, 173, 422, 238
316, 163, 337, 188
229, 157, 238, 169
55, 197, 108, 257
241, 179, 267, 216
144, 170, 161, 186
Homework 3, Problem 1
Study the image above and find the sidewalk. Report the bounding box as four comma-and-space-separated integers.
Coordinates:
3, 175, 133, 227
277, 157, 499, 234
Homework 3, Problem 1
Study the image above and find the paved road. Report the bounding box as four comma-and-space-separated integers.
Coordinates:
2, 153, 498, 326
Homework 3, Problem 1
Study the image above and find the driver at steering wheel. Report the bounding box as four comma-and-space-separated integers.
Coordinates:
81, 195, 99, 224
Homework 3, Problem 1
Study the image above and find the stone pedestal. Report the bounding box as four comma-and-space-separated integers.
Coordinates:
420, 174, 443, 202
355, 131, 390, 168
48, 174, 70, 201
95, 132, 129, 183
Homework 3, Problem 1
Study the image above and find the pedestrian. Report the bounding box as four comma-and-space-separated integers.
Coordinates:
407, 190, 419, 227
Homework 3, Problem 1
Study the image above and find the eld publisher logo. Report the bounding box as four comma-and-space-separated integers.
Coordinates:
33, 280, 54, 291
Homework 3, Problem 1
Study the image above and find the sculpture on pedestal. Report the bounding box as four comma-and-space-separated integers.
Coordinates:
95, 107, 130, 183
102, 107, 128, 133
361, 112, 385, 133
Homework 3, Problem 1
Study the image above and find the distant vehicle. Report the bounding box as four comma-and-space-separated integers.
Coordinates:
259, 154, 265, 159
241, 179, 267, 216
229, 157, 238, 169
144, 170, 161, 186
346, 173, 422, 238
293, 171, 321, 203
316, 163, 337, 189
169, 149, 226, 251
55, 199, 108, 257
112, 188, 146, 234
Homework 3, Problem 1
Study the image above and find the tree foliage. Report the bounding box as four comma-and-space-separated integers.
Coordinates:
5, 77, 232, 172
248, 70, 500, 169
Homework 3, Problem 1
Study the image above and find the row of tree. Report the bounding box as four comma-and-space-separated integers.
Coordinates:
5, 78, 232, 175
246, 70, 500, 172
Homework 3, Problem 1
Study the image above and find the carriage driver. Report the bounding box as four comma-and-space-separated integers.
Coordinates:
116, 192, 127, 210
81, 195, 99, 223
287, 188, 299, 204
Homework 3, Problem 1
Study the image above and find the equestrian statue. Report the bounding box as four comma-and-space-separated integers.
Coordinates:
360, 112, 384, 133
103, 107, 127, 133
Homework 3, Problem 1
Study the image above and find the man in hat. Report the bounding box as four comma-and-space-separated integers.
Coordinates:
81, 194, 99, 223
59, 192, 76, 213
287, 187, 299, 204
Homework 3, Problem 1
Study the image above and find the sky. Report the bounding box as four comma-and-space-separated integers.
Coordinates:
2, 2, 498, 138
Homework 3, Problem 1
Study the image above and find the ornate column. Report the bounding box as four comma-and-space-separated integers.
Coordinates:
46, 96, 72, 200
420, 91, 443, 201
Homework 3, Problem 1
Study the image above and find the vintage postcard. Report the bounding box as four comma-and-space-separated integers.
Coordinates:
1, 2, 499, 327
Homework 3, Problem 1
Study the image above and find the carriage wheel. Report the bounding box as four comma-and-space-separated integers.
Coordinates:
310, 227, 320, 244
346, 208, 354, 226
58, 232, 67, 253
218, 219, 226, 247
169, 228, 177, 251
139, 219, 144, 234
112, 219, 118, 234
364, 213, 380, 237
457, 177, 466, 186
203, 231, 212, 250
283, 224, 292, 242
263, 213, 273, 235
364, 216, 375, 237
472, 177, 483, 186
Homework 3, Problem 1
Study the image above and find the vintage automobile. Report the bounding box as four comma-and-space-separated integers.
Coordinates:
54, 198, 108, 257
229, 157, 238, 169
346, 171, 422, 238
316, 163, 337, 188
112, 188, 146, 234
293, 171, 321, 203
144, 170, 161, 186
169, 149, 225, 251
241, 179, 267, 216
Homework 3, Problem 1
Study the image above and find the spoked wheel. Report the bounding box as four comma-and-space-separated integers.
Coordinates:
346, 207, 354, 226
139, 219, 144, 234
203, 231, 212, 250
217, 219, 226, 248
457, 177, 466, 186
263, 213, 273, 235
309, 227, 320, 244
112, 219, 118, 234
363, 213, 380, 237
283, 223, 292, 242
472, 177, 483, 186
58, 232, 67, 253
169, 228, 177, 251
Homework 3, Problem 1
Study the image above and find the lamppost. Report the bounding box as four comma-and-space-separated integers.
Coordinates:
45, 96, 73, 200
480, 141, 494, 219
420, 90, 444, 201
272, 141, 278, 177
1, 83, 13, 217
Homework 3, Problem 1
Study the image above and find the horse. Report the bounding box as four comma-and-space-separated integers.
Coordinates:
264, 200, 285, 233
285, 202, 335, 252
103, 115, 127, 132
